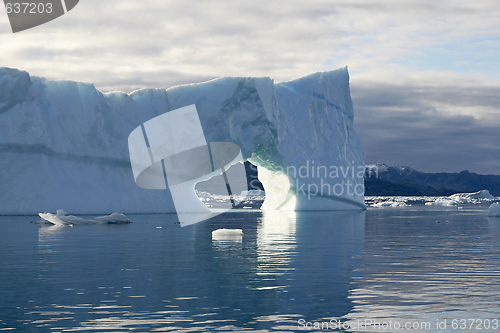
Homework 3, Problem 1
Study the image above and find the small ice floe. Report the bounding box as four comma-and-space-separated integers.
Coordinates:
486, 203, 500, 217
38, 209, 132, 226
212, 228, 243, 241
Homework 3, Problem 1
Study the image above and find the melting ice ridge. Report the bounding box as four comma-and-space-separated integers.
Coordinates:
38, 209, 132, 226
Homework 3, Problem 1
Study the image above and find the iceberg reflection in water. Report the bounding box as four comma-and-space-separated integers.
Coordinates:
1, 205, 500, 331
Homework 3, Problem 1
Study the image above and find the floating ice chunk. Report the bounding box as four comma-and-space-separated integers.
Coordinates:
487, 203, 500, 217
423, 190, 495, 206
425, 190, 495, 206
38, 210, 132, 226
212, 228, 243, 241
39, 209, 70, 226
450, 190, 495, 202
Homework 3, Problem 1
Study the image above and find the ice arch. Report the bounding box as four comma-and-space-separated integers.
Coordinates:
152, 67, 366, 211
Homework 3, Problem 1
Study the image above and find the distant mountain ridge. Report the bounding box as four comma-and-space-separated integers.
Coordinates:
365, 163, 500, 196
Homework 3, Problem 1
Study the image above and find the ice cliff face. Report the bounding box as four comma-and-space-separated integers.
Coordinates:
0, 66, 365, 215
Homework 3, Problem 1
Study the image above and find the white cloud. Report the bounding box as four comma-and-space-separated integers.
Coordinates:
1, 0, 497, 90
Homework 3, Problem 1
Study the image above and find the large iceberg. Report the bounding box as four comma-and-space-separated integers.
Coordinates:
0, 66, 365, 215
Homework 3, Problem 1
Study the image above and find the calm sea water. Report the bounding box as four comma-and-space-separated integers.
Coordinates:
1, 204, 500, 332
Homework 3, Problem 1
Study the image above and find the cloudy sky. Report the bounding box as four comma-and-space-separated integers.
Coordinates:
1, 0, 499, 174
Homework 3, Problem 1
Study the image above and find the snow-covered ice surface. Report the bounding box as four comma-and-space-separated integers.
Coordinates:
38, 209, 132, 226
0, 66, 364, 215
